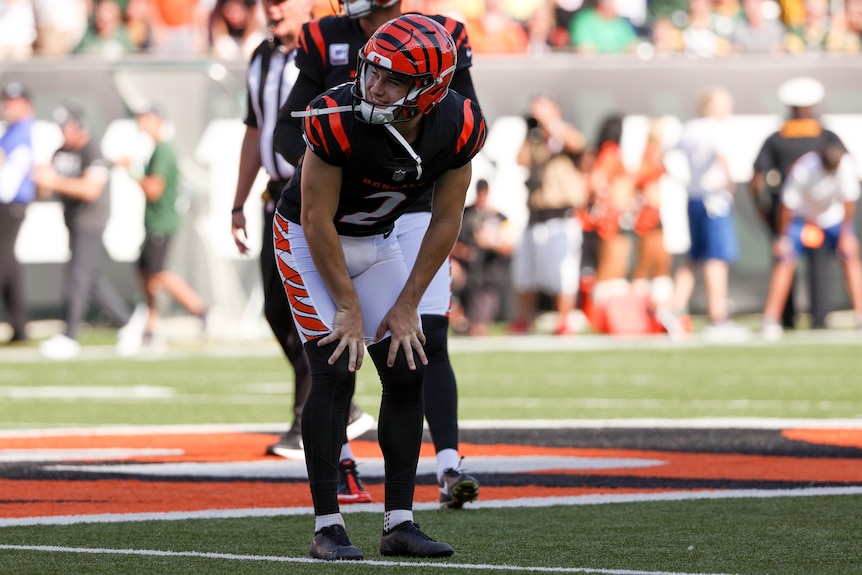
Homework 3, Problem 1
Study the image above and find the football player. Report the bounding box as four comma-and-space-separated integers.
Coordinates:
272, 14, 485, 559
273, 0, 481, 510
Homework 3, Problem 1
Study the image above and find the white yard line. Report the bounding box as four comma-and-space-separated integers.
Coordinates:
0, 543, 747, 574
2, 486, 861, 528
1, 418, 862, 438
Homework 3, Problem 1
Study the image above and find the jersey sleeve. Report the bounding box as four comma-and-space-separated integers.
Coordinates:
426, 14, 480, 104
451, 97, 486, 169
273, 22, 333, 166
430, 15, 472, 71
295, 20, 328, 91
301, 94, 352, 167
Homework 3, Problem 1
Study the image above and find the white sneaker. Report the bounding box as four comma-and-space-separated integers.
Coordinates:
656, 309, 686, 341
702, 320, 750, 343
760, 319, 783, 342
346, 408, 375, 440
39, 334, 81, 360
116, 304, 147, 357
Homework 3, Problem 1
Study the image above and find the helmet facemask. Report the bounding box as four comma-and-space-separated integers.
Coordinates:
353, 53, 450, 125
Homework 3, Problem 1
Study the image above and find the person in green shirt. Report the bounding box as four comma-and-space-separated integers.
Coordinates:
74, 0, 137, 58
132, 104, 208, 342
569, 0, 638, 54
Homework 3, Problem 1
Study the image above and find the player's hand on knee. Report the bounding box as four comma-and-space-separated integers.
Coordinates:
319, 306, 365, 372
376, 304, 427, 369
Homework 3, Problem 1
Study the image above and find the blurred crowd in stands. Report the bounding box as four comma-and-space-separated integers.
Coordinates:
1, 0, 861, 61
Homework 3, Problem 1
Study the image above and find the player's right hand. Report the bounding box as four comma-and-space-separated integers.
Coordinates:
319, 305, 365, 372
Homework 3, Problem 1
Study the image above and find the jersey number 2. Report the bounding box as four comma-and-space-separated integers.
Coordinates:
340, 191, 408, 226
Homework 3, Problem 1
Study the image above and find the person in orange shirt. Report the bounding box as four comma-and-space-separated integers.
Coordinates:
147, 0, 208, 54
466, 0, 528, 53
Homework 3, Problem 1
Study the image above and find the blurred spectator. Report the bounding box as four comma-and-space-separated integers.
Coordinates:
712, 0, 742, 40
510, 93, 587, 335
503, 0, 545, 21
586, 114, 636, 293
682, 0, 733, 57
568, 0, 638, 54
74, 0, 137, 58
779, 0, 806, 29
760, 142, 862, 340
418, 0, 469, 21
451, 179, 514, 336
0, 0, 37, 60
127, 104, 209, 342
33, 0, 88, 56
730, 0, 788, 53
631, 118, 674, 323
33, 103, 143, 360
125, 0, 153, 51
615, 0, 650, 35
668, 86, 746, 340
552, 0, 581, 44
784, 0, 838, 52
650, 15, 684, 56
847, 0, 862, 48
208, 0, 265, 60
0, 82, 36, 344
147, 0, 208, 54
751, 76, 844, 329
826, 0, 862, 52
466, 0, 529, 53
525, 1, 563, 53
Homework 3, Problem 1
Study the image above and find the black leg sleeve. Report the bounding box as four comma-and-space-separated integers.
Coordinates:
368, 338, 425, 511
301, 340, 355, 516
420, 314, 459, 453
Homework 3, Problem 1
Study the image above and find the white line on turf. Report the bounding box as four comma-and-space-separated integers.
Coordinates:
0, 544, 740, 575
2, 486, 861, 528
1, 417, 861, 439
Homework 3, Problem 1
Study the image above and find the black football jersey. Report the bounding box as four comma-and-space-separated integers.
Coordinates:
276, 83, 485, 237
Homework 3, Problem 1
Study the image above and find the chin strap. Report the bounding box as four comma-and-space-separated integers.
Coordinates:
384, 123, 423, 180
291, 106, 423, 181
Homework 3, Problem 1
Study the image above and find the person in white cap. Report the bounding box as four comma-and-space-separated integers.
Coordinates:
750, 76, 845, 330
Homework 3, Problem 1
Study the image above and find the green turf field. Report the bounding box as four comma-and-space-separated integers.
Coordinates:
1, 335, 861, 575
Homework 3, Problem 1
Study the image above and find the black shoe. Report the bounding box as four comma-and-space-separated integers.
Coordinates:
439, 467, 480, 509
310, 525, 364, 561
380, 521, 453, 558
265, 427, 303, 459
337, 458, 372, 503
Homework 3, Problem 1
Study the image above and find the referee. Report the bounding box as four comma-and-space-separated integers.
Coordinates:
229, 0, 370, 458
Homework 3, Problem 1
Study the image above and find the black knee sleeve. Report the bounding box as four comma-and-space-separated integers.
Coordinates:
301, 340, 356, 515
420, 314, 459, 453
368, 338, 425, 510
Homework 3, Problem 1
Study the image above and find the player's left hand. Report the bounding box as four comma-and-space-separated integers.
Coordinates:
376, 302, 427, 370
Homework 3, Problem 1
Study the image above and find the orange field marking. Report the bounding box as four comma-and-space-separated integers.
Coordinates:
2, 430, 860, 521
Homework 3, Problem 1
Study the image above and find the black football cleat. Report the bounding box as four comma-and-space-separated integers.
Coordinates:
438, 468, 480, 509
310, 525, 364, 561
380, 521, 454, 558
